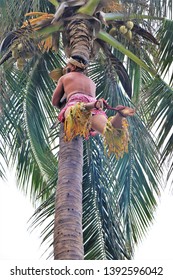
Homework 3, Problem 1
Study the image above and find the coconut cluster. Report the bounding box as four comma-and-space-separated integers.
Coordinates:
109, 21, 134, 40
10, 42, 33, 70
119, 21, 134, 40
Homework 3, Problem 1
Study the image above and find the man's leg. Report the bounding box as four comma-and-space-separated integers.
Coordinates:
83, 99, 135, 133
90, 107, 135, 134
91, 114, 107, 134
90, 111, 132, 159
64, 101, 135, 134
110, 107, 135, 129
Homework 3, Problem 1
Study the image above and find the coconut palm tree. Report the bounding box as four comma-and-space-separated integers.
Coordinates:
0, 0, 172, 259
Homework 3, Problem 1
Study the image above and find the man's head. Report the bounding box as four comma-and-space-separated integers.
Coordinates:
64, 56, 88, 74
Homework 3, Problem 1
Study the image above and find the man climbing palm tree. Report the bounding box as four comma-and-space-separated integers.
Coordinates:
52, 56, 135, 159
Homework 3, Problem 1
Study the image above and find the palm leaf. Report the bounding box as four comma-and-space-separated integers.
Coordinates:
0, 140, 7, 179
0, 67, 46, 197
97, 30, 157, 76
121, 0, 173, 18
83, 138, 130, 259
89, 63, 161, 245
157, 19, 173, 85
0, 50, 62, 200
144, 77, 173, 165
23, 57, 57, 177
48, 0, 59, 7
97, 39, 132, 98
78, 0, 101, 15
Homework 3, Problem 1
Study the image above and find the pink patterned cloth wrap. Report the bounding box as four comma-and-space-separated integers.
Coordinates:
58, 93, 107, 123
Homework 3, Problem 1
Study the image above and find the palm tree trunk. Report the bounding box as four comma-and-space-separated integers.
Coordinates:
54, 124, 84, 260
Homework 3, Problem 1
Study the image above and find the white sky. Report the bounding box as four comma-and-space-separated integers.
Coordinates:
0, 174, 47, 260
0, 168, 173, 261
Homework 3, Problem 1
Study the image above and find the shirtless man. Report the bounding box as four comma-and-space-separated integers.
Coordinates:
52, 57, 135, 135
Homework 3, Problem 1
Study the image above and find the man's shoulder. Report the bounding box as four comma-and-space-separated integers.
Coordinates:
63, 72, 75, 78
58, 73, 72, 82
64, 72, 87, 79
71, 72, 89, 80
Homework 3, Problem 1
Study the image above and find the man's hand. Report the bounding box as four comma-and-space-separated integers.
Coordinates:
94, 98, 104, 110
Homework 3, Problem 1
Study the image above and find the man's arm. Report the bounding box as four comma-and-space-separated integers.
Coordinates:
52, 77, 65, 108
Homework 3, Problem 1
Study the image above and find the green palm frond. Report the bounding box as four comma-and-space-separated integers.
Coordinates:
48, 0, 59, 7
0, 50, 63, 200
78, 0, 101, 15
83, 138, 130, 260
97, 30, 157, 76
23, 56, 57, 177
0, 140, 7, 179
89, 63, 161, 246
118, 119, 160, 242
121, 0, 173, 18
97, 39, 132, 98
157, 19, 173, 85
167, 160, 173, 182
144, 77, 173, 164
0, 67, 47, 197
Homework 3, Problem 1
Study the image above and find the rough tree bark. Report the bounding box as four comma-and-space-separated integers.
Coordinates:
54, 125, 84, 260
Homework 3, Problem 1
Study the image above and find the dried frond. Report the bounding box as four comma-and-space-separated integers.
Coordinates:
103, 118, 129, 159
22, 13, 55, 52
102, 0, 123, 13
22, 13, 54, 30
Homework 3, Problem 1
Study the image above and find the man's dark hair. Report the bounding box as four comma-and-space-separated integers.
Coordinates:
69, 55, 89, 72
71, 55, 88, 66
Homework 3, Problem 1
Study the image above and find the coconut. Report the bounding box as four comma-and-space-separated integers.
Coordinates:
126, 21, 134, 30
119, 25, 128, 34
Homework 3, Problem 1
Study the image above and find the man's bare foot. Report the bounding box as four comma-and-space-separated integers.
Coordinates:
117, 106, 135, 117
111, 106, 135, 129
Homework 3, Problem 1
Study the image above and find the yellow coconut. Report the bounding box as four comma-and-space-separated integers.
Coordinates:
109, 27, 117, 37
125, 30, 132, 40
119, 25, 128, 34
17, 43, 24, 51
12, 49, 19, 59
17, 58, 26, 70
126, 21, 134, 30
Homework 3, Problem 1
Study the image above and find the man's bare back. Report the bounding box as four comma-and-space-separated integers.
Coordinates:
52, 64, 96, 108
61, 72, 96, 100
